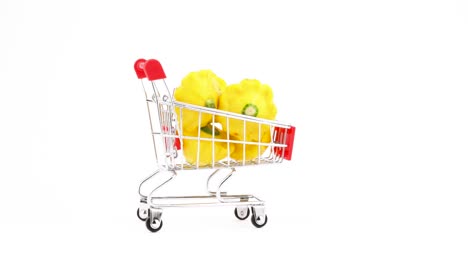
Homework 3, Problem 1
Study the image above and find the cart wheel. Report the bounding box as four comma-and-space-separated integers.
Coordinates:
137, 208, 148, 221
251, 207, 268, 228
146, 218, 163, 233
146, 208, 163, 233
234, 207, 250, 220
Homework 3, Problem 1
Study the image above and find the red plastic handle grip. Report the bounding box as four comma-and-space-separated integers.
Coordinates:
144, 59, 166, 81
273, 126, 296, 161
134, 58, 147, 79
134, 58, 167, 81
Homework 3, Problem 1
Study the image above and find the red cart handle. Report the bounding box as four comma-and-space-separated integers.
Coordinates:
134, 58, 147, 79
133, 58, 166, 81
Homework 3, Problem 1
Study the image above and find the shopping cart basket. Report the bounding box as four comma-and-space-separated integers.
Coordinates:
134, 58, 296, 232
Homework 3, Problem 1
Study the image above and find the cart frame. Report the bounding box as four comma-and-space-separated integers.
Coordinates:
133, 59, 295, 232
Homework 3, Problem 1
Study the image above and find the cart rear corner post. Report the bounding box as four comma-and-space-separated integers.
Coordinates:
133, 58, 296, 233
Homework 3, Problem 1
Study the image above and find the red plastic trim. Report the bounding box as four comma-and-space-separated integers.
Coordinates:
273, 126, 295, 160
144, 59, 166, 81
174, 137, 181, 150
134, 58, 147, 79
162, 126, 181, 150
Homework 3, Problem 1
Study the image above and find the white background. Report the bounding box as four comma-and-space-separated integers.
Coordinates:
1, 0, 467, 263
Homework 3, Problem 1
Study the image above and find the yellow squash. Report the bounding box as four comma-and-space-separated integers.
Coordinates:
182, 125, 235, 166
216, 79, 277, 141
230, 129, 271, 162
174, 70, 226, 132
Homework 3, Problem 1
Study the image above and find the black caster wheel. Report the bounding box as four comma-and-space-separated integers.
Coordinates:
137, 208, 148, 221
251, 207, 268, 228
146, 218, 163, 233
234, 207, 250, 220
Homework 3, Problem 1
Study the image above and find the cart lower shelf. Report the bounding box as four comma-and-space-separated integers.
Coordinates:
141, 194, 264, 207
137, 193, 268, 232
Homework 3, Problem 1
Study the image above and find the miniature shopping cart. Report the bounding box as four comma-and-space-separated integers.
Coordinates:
133, 58, 296, 232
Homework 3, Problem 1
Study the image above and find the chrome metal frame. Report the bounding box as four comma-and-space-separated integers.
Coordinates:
136, 65, 292, 230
